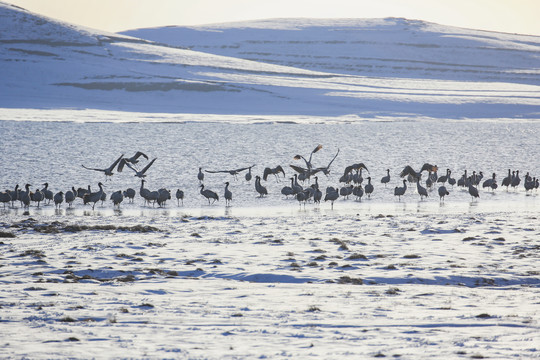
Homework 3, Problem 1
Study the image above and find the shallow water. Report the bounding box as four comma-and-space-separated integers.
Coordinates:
0, 113, 539, 210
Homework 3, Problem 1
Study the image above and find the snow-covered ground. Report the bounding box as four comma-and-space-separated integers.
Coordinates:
1, 205, 539, 358
0, 2, 539, 359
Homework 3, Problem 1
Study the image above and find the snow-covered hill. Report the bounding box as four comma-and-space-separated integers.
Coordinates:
123, 18, 540, 84
1, 2, 540, 118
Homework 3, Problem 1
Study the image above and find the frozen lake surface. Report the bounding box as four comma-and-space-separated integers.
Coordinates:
0, 111, 539, 359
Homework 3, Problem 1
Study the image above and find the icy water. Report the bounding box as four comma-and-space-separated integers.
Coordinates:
0, 114, 539, 209
0, 112, 539, 359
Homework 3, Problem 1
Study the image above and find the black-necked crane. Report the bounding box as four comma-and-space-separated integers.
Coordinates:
438, 185, 449, 202
255, 176, 268, 197
20, 184, 31, 208
65, 187, 76, 207
125, 158, 157, 178
224, 182, 232, 206
157, 189, 171, 207
292, 144, 323, 181
501, 169, 512, 189
417, 181, 428, 200
206, 166, 254, 181
511, 170, 521, 190
110, 190, 123, 208
0, 190, 11, 208
365, 177, 374, 198
468, 182, 479, 201
263, 165, 285, 181
82, 154, 124, 180
53, 191, 64, 209
437, 169, 451, 184
482, 173, 497, 191
394, 180, 407, 201
83, 182, 105, 210
124, 151, 148, 165
281, 178, 294, 198
175, 189, 184, 206
198, 167, 204, 183
123, 188, 136, 202
324, 187, 339, 209
381, 169, 390, 187
400, 163, 437, 183
200, 184, 219, 204
32, 189, 44, 207
41, 183, 53, 204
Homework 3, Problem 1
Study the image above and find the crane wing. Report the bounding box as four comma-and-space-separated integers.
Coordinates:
81, 165, 104, 173
421, 163, 438, 172
289, 164, 306, 174
132, 151, 148, 161
140, 158, 157, 174
107, 154, 124, 171
400, 165, 416, 178
263, 167, 271, 181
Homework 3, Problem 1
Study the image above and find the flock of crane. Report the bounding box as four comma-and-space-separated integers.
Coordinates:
0, 147, 538, 210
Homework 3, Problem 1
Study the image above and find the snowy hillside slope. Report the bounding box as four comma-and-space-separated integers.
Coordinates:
123, 18, 540, 84
1, 2, 540, 118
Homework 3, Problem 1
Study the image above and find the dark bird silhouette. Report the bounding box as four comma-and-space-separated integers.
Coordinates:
20, 184, 31, 208
394, 180, 407, 201
365, 177, 374, 198
82, 154, 124, 179
224, 182, 232, 206
511, 170, 521, 190
416, 181, 428, 200
83, 182, 105, 210
53, 191, 64, 208
0, 190, 11, 208
437, 169, 451, 184
255, 176, 268, 197
263, 165, 285, 181
175, 189, 184, 206
324, 187, 340, 209
501, 169, 512, 189
200, 184, 219, 204
292, 144, 323, 180
124, 158, 157, 178
32, 189, 45, 207
400, 163, 437, 182
343, 163, 369, 178
139, 180, 151, 205
281, 178, 295, 198
205, 165, 255, 180
157, 189, 171, 207
468, 182, 479, 201
124, 151, 148, 164
8, 184, 19, 207
41, 183, 53, 204
245, 166, 254, 181
117, 151, 149, 172
198, 167, 204, 183
313, 148, 340, 176
438, 185, 449, 202
293, 148, 340, 179
381, 169, 390, 187
65, 187, 76, 207
123, 188, 136, 202
482, 173, 497, 191
110, 190, 123, 208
